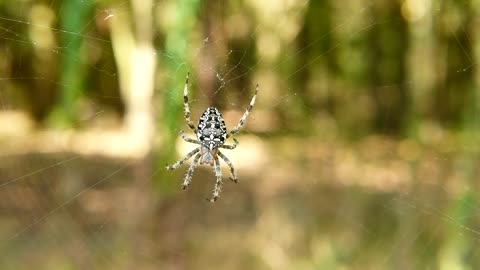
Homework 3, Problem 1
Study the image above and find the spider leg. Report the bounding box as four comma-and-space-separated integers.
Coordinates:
183, 72, 197, 133
182, 153, 201, 189
166, 147, 200, 170
210, 156, 223, 202
179, 130, 200, 144
220, 138, 238, 150
227, 84, 258, 138
218, 150, 237, 183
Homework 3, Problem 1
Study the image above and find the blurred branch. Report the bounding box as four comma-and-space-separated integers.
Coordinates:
110, 1, 156, 157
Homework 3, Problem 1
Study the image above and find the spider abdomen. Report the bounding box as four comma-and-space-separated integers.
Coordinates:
197, 107, 227, 150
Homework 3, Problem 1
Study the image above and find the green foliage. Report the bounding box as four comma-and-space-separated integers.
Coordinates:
50, 0, 94, 127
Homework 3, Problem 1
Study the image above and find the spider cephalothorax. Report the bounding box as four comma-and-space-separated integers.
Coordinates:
166, 72, 258, 202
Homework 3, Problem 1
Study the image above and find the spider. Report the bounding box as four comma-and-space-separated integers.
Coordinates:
166, 72, 258, 202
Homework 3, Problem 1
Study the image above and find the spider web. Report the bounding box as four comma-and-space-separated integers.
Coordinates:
0, 0, 479, 269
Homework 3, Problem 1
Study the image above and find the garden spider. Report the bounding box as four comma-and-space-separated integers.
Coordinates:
166, 72, 258, 202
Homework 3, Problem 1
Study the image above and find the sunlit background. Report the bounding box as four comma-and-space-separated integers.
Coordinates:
0, 0, 479, 269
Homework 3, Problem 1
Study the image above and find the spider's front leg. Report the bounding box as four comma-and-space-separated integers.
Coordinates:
218, 151, 237, 183
179, 130, 200, 145
182, 153, 201, 189
227, 84, 258, 138
183, 72, 197, 133
210, 156, 223, 202
220, 138, 239, 150
166, 147, 200, 170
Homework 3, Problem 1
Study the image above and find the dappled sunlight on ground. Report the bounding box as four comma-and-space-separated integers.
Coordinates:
1, 126, 479, 269
0, 111, 150, 158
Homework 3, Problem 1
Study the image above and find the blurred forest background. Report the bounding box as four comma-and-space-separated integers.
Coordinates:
0, 0, 480, 269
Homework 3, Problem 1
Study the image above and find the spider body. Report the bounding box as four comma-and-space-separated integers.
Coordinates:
196, 107, 226, 165
166, 72, 258, 202
197, 107, 227, 151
